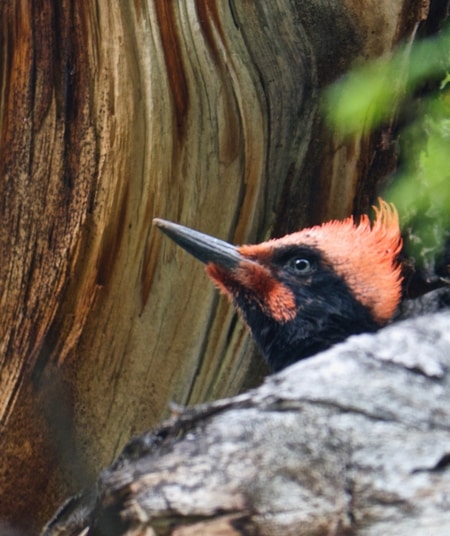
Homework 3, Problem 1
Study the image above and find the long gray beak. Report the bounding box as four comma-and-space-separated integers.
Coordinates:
153, 218, 243, 269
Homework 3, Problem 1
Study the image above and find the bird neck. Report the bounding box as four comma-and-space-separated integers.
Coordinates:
234, 293, 379, 372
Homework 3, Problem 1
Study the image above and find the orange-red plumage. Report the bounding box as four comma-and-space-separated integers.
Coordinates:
236, 199, 402, 324
207, 262, 297, 322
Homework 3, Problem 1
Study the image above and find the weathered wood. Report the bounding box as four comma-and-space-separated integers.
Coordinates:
0, 0, 437, 531
43, 300, 450, 535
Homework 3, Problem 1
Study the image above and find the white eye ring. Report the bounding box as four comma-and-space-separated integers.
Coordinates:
291, 258, 311, 273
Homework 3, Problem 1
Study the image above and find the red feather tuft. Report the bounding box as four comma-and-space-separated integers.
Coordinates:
238, 199, 403, 323
207, 263, 296, 322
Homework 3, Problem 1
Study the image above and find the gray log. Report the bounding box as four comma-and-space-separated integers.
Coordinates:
43, 301, 450, 536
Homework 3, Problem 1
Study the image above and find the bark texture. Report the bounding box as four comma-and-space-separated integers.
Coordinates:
43, 300, 450, 535
0, 0, 439, 532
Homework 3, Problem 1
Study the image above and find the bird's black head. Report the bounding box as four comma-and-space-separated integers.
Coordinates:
154, 201, 402, 372
209, 244, 378, 371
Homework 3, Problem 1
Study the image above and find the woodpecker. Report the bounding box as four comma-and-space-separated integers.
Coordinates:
153, 200, 403, 372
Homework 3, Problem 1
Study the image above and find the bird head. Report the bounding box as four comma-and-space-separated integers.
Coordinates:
153, 200, 403, 372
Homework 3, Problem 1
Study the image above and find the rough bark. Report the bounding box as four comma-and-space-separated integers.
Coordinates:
0, 0, 440, 532
43, 298, 450, 535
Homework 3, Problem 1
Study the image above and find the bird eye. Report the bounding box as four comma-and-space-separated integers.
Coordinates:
289, 258, 312, 273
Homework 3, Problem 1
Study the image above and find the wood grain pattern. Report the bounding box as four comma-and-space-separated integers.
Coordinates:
0, 0, 434, 532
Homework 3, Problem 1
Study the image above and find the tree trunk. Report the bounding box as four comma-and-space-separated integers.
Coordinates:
0, 0, 441, 532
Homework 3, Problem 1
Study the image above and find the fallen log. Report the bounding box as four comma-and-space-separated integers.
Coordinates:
43, 291, 450, 535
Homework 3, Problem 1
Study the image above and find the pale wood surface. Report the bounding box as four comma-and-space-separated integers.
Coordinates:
43, 302, 450, 535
